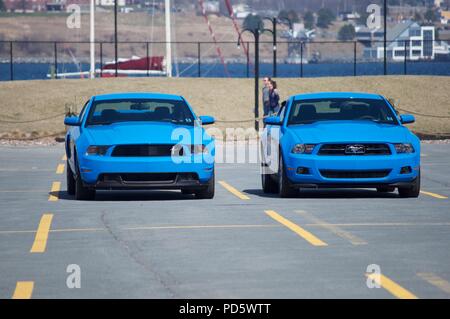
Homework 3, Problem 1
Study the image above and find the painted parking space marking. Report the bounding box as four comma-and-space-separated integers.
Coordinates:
30, 214, 53, 253
296, 210, 367, 245
61, 154, 67, 161
48, 182, 60, 202
420, 190, 448, 199
0, 224, 280, 235
12, 281, 34, 299
265, 210, 328, 246
56, 164, 65, 175
366, 273, 418, 299
417, 272, 450, 295
218, 181, 250, 200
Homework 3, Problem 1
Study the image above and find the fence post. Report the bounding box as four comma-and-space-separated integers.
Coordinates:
354, 41, 357, 76
100, 42, 103, 78
10, 41, 13, 81
404, 40, 407, 75
246, 41, 250, 78
146, 42, 149, 77
198, 42, 201, 77
300, 41, 304, 78
54, 42, 58, 79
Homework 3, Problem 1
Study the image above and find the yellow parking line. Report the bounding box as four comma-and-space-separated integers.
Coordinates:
56, 164, 65, 175
12, 281, 34, 299
420, 191, 448, 199
296, 210, 367, 245
61, 154, 67, 161
417, 273, 450, 295
265, 210, 328, 246
30, 214, 53, 253
366, 273, 418, 299
48, 182, 60, 202
218, 181, 250, 200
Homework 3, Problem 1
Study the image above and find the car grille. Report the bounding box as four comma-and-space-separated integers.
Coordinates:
319, 170, 391, 179
111, 144, 177, 157
99, 173, 199, 184
318, 144, 391, 156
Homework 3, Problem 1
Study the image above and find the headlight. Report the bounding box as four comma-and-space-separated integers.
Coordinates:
291, 144, 315, 154
394, 143, 415, 154
86, 146, 110, 156
171, 144, 208, 156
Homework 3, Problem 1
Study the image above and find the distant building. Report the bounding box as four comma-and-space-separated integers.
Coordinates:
363, 21, 449, 61
440, 10, 450, 24
339, 11, 360, 22
4, 0, 48, 12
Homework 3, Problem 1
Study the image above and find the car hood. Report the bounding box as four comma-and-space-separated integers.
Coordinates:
85, 122, 201, 145
288, 121, 410, 144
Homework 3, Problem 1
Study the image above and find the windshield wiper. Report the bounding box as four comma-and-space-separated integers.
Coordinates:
88, 121, 113, 126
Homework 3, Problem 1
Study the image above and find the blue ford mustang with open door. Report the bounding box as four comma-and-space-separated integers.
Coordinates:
260, 92, 421, 198
64, 93, 215, 200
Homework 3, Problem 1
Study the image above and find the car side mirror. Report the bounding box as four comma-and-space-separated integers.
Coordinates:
264, 116, 282, 126
199, 115, 215, 125
64, 116, 81, 126
400, 114, 415, 124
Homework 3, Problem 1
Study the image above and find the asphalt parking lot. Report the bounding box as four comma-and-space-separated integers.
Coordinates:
0, 142, 449, 299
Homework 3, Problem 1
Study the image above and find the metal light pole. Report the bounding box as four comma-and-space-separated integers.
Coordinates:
90, 0, 95, 79
238, 27, 273, 132
384, 0, 387, 75
262, 17, 293, 78
165, 0, 173, 77
114, 0, 118, 77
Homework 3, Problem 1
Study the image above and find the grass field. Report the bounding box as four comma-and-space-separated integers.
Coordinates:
0, 76, 449, 140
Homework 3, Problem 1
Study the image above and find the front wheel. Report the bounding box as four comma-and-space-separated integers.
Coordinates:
398, 169, 421, 198
66, 160, 75, 195
278, 155, 297, 198
195, 172, 215, 199
74, 160, 95, 200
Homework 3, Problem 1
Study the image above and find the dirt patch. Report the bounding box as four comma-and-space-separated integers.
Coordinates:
0, 76, 449, 140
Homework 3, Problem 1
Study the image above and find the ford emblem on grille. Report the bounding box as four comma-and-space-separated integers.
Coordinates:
345, 144, 366, 154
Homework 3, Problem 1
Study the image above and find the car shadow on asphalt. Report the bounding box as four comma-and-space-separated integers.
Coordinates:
50, 190, 197, 201
243, 188, 400, 199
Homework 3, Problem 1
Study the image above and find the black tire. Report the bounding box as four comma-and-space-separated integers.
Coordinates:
278, 155, 297, 198
195, 171, 215, 199
261, 169, 278, 193
376, 186, 395, 193
398, 170, 421, 198
74, 157, 95, 201
66, 160, 76, 195
260, 142, 278, 193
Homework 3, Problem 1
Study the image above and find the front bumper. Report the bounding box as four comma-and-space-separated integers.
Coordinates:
283, 152, 420, 187
78, 154, 214, 188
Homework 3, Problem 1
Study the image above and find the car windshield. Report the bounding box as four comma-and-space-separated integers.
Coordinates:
287, 98, 398, 125
86, 98, 195, 126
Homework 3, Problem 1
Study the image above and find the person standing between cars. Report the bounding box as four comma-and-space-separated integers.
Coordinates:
269, 80, 280, 115
262, 77, 271, 117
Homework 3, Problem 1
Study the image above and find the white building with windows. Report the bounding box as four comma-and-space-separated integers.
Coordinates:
363, 21, 448, 61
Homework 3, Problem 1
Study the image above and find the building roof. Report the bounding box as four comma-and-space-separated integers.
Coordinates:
387, 21, 416, 41
441, 11, 450, 20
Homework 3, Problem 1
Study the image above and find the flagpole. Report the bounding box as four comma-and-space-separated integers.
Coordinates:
165, 0, 172, 77
90, 0, 95, 79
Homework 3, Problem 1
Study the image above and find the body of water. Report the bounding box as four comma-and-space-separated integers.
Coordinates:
1, 61, 450, 81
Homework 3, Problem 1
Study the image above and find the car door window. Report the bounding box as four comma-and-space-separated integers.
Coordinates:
78, 100, 90, 122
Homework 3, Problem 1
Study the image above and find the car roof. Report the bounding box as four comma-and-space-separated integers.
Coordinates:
292, 92, 384, 101
93, 92, 184, 101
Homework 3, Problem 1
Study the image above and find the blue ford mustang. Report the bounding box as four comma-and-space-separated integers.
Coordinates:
261, 92, 421, 198
64, 93, 215, 200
